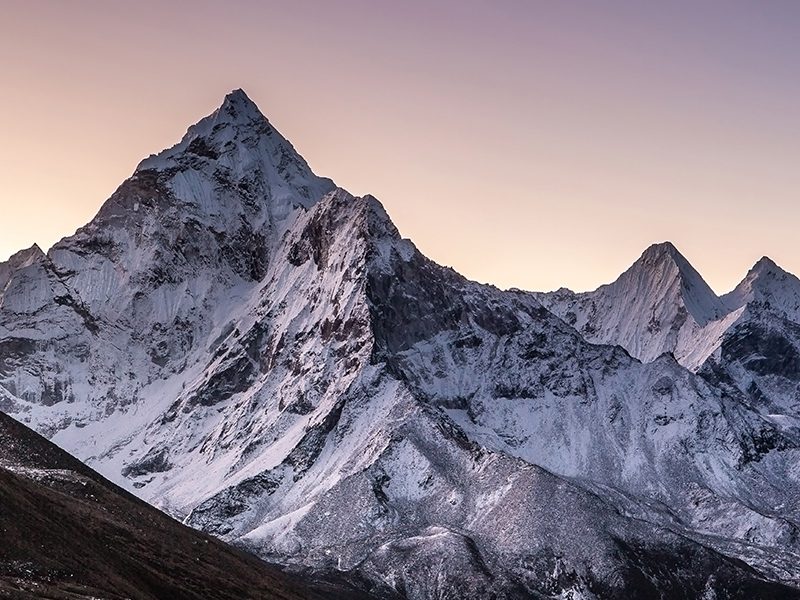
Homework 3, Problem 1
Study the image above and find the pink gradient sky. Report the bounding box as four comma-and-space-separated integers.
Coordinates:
1, 1, 798, 292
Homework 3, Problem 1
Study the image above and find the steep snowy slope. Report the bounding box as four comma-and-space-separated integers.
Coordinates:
536, 246, 800, 420
0, 410, 356, 600
535, 242, 736, 367
182, 194, 799, 597
0, 88, 334, 439
364, 229, 800, 585
1, 90, 799, 598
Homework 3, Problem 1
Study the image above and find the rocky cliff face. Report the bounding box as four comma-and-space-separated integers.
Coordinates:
1, 90, 799, 599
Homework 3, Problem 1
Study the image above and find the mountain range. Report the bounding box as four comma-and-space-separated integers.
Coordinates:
1, 89, 799, 599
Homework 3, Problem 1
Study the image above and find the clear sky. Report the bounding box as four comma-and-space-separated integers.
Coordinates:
1, 0, 798, 292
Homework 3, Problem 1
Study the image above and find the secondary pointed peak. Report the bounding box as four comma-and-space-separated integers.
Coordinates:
751, 256, 782, 275
616, 241, 724, 326
736, 255, 795, 291
0, 244, 48, 289
639, 241, 684, 264
723, 255, 800, 318
25, 242, 44, 256
7, 243, 46, 266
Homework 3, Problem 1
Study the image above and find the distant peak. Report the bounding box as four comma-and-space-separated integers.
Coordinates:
636, 242, 694, 274
739, 256, 793, 286
722, 254, 800, 315
751, 256, 780, 274
9, 243, 45, 265
0, 244, 47, 286
737, 255, 794, 289
26, 243, 44, 256
641, 241, 680, 261
620, 241, 724, 325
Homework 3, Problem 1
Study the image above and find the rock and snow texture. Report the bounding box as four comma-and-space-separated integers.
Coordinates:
722, 256, 800, 321
535, 242, 734, 368
537, 243, 800, 422
1, 89, 800, 599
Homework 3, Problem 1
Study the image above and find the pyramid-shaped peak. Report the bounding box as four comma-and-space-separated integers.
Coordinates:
751, 256, 782, 275
217, 88, 266, 123
643, 241, 679, 257
19, 242, 44, 258
736, 256, 794, 291
0, 244, 51, 298
4, 243, 46, 268
137, 88, 292, 170
638, 241, 689, 266
186, 88, 269, 137
632, 242, 697, 281
133, 89, 334, 209
634, 242, 707, 281
613, 241, 725, 325
723, 256, 800, 318
224, 88, 252, 104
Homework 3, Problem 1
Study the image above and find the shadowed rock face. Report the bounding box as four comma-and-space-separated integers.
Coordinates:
721, 319, 800, 380
1, 91, 800, 599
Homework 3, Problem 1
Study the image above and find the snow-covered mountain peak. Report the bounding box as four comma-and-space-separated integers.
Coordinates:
729, 256, 796, 297
218, 88, 265, 122
638, 241, 700, 282
722, 255, 800, 320
2, 243, 46, 269
636, 241, 702, 281
5, 94, 800, 597
609, 241, 724, 326
753, 255, 780, 272
640, 240, 680, 259
535, 242, 728, 364
0, 243, 49, 293
181, 88, 272, 137
134, 89, 334, 213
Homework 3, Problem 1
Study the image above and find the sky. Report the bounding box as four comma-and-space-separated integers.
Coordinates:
1, 0, 798, 293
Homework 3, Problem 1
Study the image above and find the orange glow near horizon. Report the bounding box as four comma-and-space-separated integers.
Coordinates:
1, 1, 799, 293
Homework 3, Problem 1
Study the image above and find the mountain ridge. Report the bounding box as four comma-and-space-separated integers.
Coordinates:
1, 89, 799, 599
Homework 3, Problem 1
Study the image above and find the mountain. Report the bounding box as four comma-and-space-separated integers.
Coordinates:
0, 409, 369, 600
538, 245, 800, 420
703, 257, 800, 419
1, 89, 799, 598
722, 256, 800, 320
535, 242, 737, 368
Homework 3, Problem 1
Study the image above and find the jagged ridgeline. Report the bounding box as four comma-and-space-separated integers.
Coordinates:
1, 90, 799, 599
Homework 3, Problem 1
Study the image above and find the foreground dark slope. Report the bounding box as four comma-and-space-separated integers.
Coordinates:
0, 411, 363, 600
